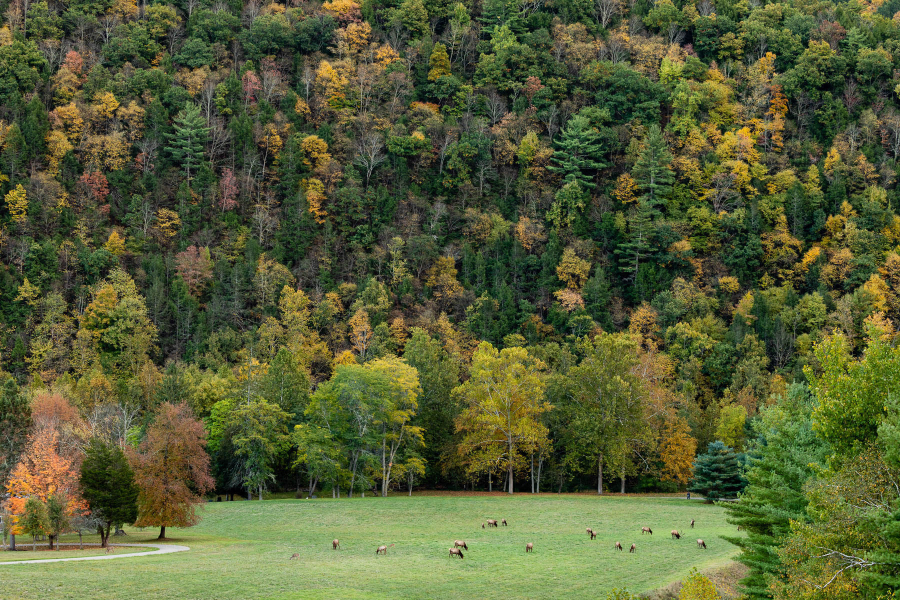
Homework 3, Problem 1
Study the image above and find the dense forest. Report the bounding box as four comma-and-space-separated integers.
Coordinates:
2, 0, 900, 594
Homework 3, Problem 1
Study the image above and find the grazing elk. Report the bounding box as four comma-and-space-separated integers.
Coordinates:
376, 544, 394, 555
629, 543, 636, 553
454, 540, 468, 551
482, 522, 485, 529
641, 527, 653, 535
290, 553, 299, 560
615, 542, 623, 551
587, 528, 596, 540
486, 519, 498, 527
332, 539, 340, 550
449, 548, 464, 559
671, 530, 681, 539
697, 539, 707, 549
525, 543, 534, 553
690, 519, 695, 529
502, 519, 508, 526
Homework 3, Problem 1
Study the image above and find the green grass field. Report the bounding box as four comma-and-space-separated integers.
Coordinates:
0, 544, 155, 561
0, 494, 740, 600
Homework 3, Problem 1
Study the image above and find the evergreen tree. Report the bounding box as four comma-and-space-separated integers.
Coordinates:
549, 114, 607, 189
688, 440, 746, 502
616, 199, 655, 284
722, 384, 829, 599
165, 103, 209, 180
80, 438, 140, 548
632, 124, 673, 213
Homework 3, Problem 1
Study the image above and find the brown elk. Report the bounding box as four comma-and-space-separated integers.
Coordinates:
629, 543, 636, 553
501, 519, 507, 526
587, 528, 596, 540
482, 522, 485, 529
289, 553, 299, 560
615, 542, 623, 551
671, 530, 681, 539
376, 544, 394, 555
525, 542, 534, 553
697, 539, 707, 549
690, 519, 695, 529
449, 548, 464, 559
106, 547, 113, 555
454, 540, 468, 550
641, 527, 653, 535
486, 519, 498, 527
332, 539, 340, 550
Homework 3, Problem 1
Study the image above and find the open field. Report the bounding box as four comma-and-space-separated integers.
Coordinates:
0, 494, 741, 600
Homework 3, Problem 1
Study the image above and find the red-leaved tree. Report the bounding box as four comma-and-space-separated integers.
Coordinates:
175, 245, 214, 297
129, 403, 214, 540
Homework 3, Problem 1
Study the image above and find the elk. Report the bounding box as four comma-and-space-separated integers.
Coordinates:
486, 519, 498, 527
482, 522, 485, 529
501, 519, 507, 526
290, 553, 299, 560
697, 539, 707, 549
376, 544, 394, 555
587, 528, 596, 540
615, 542, 623, 551
449, 547, 464, 559
690, 519, 695, 529
106, 547, 112, 555
641, 527, 653, 535
525, 542, 534, 553
332, 539, 340, 550
454, 540, 468, 550
629, 543, 636, 553
671, 530, 681, 540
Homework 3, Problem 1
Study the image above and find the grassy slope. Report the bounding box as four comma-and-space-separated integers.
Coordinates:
0, 495, 740, 600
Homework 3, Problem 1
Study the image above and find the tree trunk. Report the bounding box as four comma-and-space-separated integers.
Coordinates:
508, 461, 514, 494
488, 472, 492, 492
620, 475, 625, 494
33, 535, 36, 552
537, 454, 543, 493
78, 531, 83, 550
598, 453, 604, 495
49, 534, 55, 550
531, 453, 534, 494
258, 485, 262, 501
247, 488, 252, 501
158, 525, 166, 540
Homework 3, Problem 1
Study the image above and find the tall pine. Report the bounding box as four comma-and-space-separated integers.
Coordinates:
549, 114, 607, 189
632, 124, 673, 213
722, 384, 829, 599
166, 103, 209, 180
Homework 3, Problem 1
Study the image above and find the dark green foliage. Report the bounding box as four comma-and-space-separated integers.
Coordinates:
688, 441, 746, 502
80, 438, 140, 547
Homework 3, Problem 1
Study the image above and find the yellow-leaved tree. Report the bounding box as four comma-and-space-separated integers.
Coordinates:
454, 342, 549, 493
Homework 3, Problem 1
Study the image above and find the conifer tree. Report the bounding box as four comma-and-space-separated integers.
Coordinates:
165, 103, 209, 180
549, 114, 607, 189
632, 124, 673, 213
688, 441, 746, 502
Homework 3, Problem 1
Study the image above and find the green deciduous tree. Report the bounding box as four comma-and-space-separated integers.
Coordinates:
228, 399, 290, 500
454, 342, 549, 494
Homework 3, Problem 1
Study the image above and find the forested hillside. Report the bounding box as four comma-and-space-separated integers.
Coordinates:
2, 0, 900, 595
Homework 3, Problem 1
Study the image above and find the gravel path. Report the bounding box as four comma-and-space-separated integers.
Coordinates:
0, 543, 190, 565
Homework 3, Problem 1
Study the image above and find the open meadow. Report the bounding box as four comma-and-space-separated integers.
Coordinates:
0, 494, 740, 600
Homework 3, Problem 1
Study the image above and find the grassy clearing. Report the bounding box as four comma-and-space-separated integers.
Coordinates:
0, 544, 155, 562
0, 494, 740, 600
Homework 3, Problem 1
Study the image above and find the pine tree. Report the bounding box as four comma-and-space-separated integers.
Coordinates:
722, 385, 828, 599
688, 441, 746, 502
80, 438, 140, 548
632, 124, 673, 213
616, 199, 655, 283
165, 103, 209, 180
549, 114, 607, 189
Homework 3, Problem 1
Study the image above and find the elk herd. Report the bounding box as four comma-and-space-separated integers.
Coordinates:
291, 517, 710, 561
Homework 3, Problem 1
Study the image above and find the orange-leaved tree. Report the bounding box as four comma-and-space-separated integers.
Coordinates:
130, 402, 214, 540
4, 429, 87, 540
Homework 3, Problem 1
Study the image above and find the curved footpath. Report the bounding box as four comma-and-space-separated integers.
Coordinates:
0, 543, 190, 565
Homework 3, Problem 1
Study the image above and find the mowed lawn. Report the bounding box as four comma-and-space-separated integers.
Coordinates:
0, 494, 740, 600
